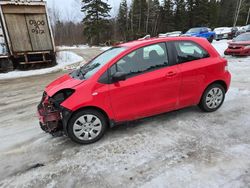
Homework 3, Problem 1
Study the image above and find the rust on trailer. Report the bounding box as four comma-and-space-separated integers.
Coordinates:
2, 5, 46, 14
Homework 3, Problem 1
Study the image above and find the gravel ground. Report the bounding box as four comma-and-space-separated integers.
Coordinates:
0, 42, 250, 188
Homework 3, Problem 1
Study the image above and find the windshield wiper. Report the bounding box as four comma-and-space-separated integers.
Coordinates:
77, 63, 100, 78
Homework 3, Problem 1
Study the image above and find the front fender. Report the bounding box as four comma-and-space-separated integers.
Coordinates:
60, 82, 115, 121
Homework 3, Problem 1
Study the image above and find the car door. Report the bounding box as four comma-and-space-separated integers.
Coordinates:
108, 42, 181, 122
172, 40, 211, 108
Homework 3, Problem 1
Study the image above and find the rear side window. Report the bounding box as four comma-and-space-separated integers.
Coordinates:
174, 41, 209, 63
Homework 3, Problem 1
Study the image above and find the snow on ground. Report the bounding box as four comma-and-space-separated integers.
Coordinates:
213, 40, 250, 84
0, 51, 84, 80
0, 41, 250, 188
212, 39, 229, 56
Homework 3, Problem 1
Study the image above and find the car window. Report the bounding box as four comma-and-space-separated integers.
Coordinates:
174, 41, 209, 63
110, 43, 168, 79
71, 47, 126, 80
234, 33, 250, 41
187, 28, 202, 33
201, 28, 206, 32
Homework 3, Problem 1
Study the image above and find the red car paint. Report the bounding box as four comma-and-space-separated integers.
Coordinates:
38, 37, 231, 134
224, 33, 250, 56
224, 41, 250, 56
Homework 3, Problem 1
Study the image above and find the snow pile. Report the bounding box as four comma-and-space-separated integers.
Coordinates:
0, 51, 84, 80
100, 46, 112, 51
56, 45, 89, 51
57, 45, 111, 51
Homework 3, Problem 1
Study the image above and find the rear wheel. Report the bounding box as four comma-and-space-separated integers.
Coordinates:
199, 84, 225, 112
67, 109, 108, 144
0, 58, 13, 72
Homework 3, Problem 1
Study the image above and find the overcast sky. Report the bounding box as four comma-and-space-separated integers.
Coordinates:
46, 0, 132, 22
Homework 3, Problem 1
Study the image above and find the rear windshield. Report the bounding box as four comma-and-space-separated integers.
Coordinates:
234, 33, 250, 41
71, 47, 127, 80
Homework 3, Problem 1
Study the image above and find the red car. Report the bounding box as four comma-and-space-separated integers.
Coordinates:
38, 37, 231, 144
224, 33, 250, 56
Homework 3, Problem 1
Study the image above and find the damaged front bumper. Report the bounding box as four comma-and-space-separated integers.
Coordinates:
37, 92, 72, 135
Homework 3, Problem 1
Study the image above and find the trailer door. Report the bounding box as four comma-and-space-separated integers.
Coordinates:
4, 14, 32, 52
25, 14, 53, 51
2, 4, 53, 53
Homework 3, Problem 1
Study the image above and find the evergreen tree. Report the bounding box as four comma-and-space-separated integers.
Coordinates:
192, 0, 210, 27
81, 0, 111, 45
207, 0, 220, 28
146, 0, 160, 36
117, 0, 129, 40
131, 0, 148, 38
186, 0, 195, 28
173, 0, 187, 31
217, 0, 237, 27
237, 0, 250, 26
160, 0, 174, 32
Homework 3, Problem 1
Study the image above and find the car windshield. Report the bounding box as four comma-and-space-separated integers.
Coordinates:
187, 28, 202, 33
234, 33, 250, 42
71, 47, 127, 80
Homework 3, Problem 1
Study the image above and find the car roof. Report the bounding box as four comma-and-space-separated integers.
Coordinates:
118, 37, 206, 49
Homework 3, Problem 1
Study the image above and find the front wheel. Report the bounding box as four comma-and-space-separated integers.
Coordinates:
199, 84, 225, 112
67, 109, 108, 144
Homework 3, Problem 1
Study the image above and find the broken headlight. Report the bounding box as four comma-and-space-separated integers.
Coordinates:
50, 89, 75, 107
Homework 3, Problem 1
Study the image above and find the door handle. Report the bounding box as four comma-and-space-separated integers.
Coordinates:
166, 71, 177, 77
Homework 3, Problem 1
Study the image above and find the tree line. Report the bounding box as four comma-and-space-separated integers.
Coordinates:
51, 0, 250, 46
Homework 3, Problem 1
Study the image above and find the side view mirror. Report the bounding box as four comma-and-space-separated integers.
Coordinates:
112, 72, 127, 82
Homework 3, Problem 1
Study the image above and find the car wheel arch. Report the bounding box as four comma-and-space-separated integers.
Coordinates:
65, 106, 110, 134
199, 80, 228, 102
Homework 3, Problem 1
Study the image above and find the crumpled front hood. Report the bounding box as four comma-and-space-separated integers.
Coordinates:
45, 74, 83, 97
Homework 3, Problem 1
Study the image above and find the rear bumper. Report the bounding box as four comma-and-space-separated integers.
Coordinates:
224, 48, 250, 56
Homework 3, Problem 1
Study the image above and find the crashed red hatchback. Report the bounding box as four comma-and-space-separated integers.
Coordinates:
38, 37, 231, 144
224, 33, 250, 56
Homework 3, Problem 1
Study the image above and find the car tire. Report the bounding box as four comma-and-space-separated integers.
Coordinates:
199, 84, 225, 112
67, 109, 108, 144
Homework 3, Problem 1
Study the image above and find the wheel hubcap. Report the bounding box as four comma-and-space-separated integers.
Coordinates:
206, 87, 223, 109
73, 114, 102, 141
